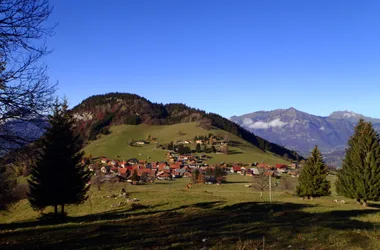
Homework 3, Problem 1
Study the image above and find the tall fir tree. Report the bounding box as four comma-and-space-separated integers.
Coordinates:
27, 101, 91, 217
336, 119, 380, 206
296, 146, 330, 199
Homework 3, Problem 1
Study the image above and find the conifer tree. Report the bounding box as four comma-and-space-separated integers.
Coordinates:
296, 146, 330, 199
214, 166, 225, 184
195, 143, 202, 153
27, 101, 91, 217
336, 119, 380, 206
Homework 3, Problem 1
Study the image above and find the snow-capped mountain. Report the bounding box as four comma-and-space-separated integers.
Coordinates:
231, 108, 380, 167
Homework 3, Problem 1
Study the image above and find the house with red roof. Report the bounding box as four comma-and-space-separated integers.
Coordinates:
118, 168, 129, 178
257, 163, 272, 169
275, 164, 288, 169
231, 166, 242, 173
170, 163, 182, 170
101, 157, 110, 164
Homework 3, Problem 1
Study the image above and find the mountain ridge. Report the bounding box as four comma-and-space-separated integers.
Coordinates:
230, 107, 380, 167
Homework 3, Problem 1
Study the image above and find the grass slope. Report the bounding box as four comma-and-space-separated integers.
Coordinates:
1, 175, 380, 249
83, 122, 289, 165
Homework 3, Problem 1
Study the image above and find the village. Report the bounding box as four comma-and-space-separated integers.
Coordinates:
86, 137, 302, 185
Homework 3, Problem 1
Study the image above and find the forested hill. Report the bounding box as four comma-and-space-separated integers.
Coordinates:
72, 92, 302, 161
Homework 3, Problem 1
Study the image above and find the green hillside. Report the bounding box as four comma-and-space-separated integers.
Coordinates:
73, 93, 303, 161
84, 122, 289, 165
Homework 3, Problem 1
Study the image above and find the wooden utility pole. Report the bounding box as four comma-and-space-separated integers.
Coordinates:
269, 174, 272, 202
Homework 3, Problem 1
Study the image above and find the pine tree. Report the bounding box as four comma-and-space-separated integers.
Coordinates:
336, 119, 380, 206
167, 141, 174, 150
296, 146, 330, 199
214, 166, 225, 183
27, 101, 91, 217
195, 143, 202, 153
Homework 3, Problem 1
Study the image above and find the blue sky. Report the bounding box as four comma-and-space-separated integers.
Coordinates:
46, 0, 380, 118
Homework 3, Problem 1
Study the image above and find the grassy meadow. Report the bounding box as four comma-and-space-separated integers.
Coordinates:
83, 122, 289, 165
1, 174, 380, 249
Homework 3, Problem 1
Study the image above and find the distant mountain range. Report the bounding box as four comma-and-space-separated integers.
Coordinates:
230, 108, 380, 167
0, 118, 47, 156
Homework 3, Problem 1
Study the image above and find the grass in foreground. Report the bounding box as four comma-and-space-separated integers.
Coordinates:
1, 175, 380, 249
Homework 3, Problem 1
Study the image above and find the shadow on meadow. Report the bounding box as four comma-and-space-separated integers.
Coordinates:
226, 150, 243, 155
1, 201, 380, 249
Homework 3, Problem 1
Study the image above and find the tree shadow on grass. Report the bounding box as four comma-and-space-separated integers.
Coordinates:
227, 150, 243, 155
1, 201, 380, 249
367, 203, 380, 209
228, 140, 243, 147
225, 180, 251, 184
0, 201, 224, 231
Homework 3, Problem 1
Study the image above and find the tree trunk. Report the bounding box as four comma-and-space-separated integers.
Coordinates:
61, 204, 65, 216
356, 198, 361, 205
260, 191, 263, 198
54, 205, 58, 216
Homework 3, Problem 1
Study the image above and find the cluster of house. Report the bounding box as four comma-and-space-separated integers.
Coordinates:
166, 151, 212, 164
88, 156, 216, 181
230, 163, 300, 177
176, 138, 227, 145
87, 154, 301, 182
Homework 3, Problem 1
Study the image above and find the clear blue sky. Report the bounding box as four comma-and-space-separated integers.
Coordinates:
46, 0, 380, 118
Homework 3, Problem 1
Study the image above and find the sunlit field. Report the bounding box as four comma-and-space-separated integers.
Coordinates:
1, 174, 380, 249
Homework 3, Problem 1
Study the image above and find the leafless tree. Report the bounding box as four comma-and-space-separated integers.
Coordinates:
91, 172, 104, 191
0, 0, 55, 211
279, 176, 296, 192
0, 0, 56, 153
251, 167, 274, 199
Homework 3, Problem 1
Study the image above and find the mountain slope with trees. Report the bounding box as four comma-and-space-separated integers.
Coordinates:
72, 93, 302, 161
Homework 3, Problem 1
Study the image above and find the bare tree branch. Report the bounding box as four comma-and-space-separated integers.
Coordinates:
0, 0, 56, 154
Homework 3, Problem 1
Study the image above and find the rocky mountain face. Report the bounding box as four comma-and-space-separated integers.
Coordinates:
72, 93, 303, 161
231, 108, 380, 167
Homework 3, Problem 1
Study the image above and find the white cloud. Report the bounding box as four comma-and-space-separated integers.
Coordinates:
242, 118, 253, 126
248, 119, 288, 129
